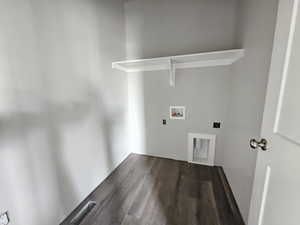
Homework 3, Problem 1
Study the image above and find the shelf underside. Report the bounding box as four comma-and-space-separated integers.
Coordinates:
112, 49, 244, 73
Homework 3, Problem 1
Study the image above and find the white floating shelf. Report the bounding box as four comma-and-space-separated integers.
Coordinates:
112, 49, 244, 87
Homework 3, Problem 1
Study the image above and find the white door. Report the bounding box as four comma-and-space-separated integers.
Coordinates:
248, 0, 300, 225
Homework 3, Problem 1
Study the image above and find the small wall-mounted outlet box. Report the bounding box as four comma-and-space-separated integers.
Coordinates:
170, 106, 185, 120
0, 212, 9, 225
213, 122, 221, 128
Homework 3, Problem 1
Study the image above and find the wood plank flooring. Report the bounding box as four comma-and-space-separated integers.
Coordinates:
61, 154, 245, 225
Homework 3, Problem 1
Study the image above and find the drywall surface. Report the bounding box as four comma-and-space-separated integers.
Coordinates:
143, 67, 232, 163
125, 0, 238, 59
222, 0, 279, 220
0, 0, 127, 224
125, 0, 238, 162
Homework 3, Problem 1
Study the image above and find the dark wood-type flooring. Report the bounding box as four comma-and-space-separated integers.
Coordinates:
61, 154, 245, 225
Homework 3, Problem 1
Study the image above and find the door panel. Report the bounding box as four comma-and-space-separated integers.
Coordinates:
275, 0, 300, 143
248, 0, 300, 225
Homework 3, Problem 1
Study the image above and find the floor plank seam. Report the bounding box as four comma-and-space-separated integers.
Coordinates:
61, 153, 246, 225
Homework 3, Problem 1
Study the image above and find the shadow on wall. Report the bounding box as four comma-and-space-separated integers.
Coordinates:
0, 82, 124, 224
0, 0, 237, 224
0, 0, 128, 224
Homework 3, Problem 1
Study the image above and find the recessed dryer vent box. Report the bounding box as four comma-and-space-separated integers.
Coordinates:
188, 133, 216, 166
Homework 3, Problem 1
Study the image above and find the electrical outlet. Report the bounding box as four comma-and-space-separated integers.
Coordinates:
213, 122, 221, 128
162, 119, 167, 125
0, 212, 9, 225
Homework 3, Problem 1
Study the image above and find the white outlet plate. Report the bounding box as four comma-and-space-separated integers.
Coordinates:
0, 212, 9, 225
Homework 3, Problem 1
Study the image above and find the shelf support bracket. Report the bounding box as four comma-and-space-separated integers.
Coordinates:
169, 59, 176, 87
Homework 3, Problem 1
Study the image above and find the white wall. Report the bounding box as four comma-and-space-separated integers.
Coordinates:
222, 0, 279, 220
0, 0, 128, 224
125, 0, 238, 162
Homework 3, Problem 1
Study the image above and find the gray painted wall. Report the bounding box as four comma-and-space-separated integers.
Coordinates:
125, 0, 238, 163
125, 0, 238, 59
143, 67, 232, 164
223, 0, 279, 220
0, 0, 128, 224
